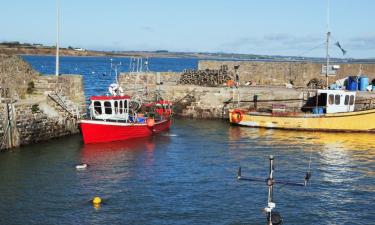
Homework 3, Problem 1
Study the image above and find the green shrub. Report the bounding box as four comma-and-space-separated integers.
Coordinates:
31, 104, 39, 113
26, 81, 35, 94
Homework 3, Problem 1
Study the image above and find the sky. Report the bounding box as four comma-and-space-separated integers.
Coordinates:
0, 0, 374, 58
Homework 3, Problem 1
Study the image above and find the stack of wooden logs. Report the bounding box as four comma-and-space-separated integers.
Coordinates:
178, 65, 233, 87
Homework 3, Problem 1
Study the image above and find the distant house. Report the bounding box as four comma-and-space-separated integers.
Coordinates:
74, 48, 85, 51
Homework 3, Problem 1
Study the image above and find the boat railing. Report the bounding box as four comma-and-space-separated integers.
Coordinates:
248, 105, 327, 114
88, 104, 166, 124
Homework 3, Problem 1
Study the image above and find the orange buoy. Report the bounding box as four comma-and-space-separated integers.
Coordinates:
227, 80, 234, 87
231, 110, 244, 123
146, 118, 155, 127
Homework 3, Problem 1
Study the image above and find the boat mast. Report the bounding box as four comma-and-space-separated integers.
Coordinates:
55, 0, 60, 76
325, 0, 331, 89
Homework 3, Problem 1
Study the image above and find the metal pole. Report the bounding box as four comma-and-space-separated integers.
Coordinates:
268, 155, 274, 225
325, 31, 330, 89
55, 0, 60, 76
325, 0, 331, 89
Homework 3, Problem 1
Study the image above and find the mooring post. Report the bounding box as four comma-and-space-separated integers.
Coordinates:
267, 155, 275, 225
6, 103, 13, 148
254, 95, 258, 109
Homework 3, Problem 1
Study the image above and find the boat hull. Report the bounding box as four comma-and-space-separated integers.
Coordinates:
80, 119, 172, 144
229, 109, 375, 132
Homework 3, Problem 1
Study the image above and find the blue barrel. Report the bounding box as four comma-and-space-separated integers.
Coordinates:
359, 76, 369, 91
312, 107, 324, 114
373, 85, 375, 92
347, 76, 358, 91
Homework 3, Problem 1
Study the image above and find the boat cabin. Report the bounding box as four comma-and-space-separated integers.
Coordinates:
316, 90, 356, 114
90, 96, 130, 121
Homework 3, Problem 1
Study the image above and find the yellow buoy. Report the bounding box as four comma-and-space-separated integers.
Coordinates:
92, 197, 102, 205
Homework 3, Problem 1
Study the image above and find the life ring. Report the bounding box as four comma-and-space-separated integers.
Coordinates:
231, 110, 244, 123
146, 118, 155, 128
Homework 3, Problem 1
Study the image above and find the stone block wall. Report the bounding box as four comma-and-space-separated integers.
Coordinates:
199, 60, 375, 87
33, 75, 86, 114
118, 71, 375, 120
0, 55, 86, 150
13, 101, 78, 146
117, 70, 306, 119
118, 72, 180, 92
158, 85, 303, 119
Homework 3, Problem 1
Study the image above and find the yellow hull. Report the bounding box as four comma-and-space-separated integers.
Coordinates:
229, 109, 375, 132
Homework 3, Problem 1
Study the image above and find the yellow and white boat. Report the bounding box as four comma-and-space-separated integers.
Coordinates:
229, 89, 375, 132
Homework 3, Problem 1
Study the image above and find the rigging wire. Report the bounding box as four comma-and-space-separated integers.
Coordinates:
296, 42, 326, 58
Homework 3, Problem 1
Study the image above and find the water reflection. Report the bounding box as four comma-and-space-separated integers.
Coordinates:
229, 126, 375, 153
76, 135, 172, 207
80, 137, 162, 167
228, 126, 375, 182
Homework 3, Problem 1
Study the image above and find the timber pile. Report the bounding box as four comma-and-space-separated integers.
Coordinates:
178, 65, 233, 87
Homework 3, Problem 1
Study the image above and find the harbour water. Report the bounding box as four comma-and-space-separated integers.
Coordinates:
0, 56, 373, 224
0, 119, 374, 224
21, 55, 198, 98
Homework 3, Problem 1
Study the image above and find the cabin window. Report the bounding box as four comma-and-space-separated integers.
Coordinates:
114, 101, 118, 114
104, 101, 112, 114
344, 95, 349, 105
349, 95, 355, 105
94, 101, 102, 115
124, 100, 128, 111
119, 101, 123, 114
328, 94, 334, 105
335, 95, 340, 105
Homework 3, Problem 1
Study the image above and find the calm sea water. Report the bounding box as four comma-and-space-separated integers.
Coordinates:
0, 56, 373, 225
21, 55, 198, 99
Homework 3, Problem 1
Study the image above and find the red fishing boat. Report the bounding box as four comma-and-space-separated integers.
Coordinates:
80, 95, 173, 144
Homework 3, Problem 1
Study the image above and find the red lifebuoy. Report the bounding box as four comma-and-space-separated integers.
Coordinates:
231, 110, 244, 123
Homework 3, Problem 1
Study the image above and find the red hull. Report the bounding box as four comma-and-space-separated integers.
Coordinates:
80, 119, 172, 144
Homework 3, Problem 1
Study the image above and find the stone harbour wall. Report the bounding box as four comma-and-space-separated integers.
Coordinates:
13, 101, 79, 146
198, 60, 375, 87
159, 85, 303, 119
119, 70, 375, 120
118, 72, 304, 119
0, 76, 85, 150
0, 54, 86, 150
33, 75, 86, 114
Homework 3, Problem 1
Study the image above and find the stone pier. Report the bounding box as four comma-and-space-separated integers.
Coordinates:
119, 60, 375, 120
199, 60, 375, 87
0, 54, 85, 150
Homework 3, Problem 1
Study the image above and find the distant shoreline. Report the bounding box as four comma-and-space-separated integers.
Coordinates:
1, 44, 374, 63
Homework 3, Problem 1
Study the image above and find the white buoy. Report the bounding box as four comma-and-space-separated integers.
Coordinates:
76, 163, 88, 170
